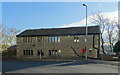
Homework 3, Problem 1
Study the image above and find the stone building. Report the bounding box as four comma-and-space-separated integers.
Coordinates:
16, 26, 100, 59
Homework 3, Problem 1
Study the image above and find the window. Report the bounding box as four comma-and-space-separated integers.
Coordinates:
74, 36, 79, 43
23, 37, 27, 43
23, 50, 26, 55
48, 37, 52, 42
54, 37, 57, 42
89, 50, 92, 55
49, 50, 52, 55
23, 37, 32, 43
37, 37, 43, 43
49, 50, 58, 56
52, 37, 55, 42
28, 37, 32, 43
37, 50, 44, 56
23, 50, 33, 55
48, 37, 60, 42
52, 50, 54, 55
55, 50, 58, 54
89, 48, 92, 55
31, 50, 33, 55
57, 37, 60, 42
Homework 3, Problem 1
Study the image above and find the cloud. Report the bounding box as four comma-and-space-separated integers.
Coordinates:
102, 10, 118, 21
59, 10, 118, 28
59, 10, 119, 44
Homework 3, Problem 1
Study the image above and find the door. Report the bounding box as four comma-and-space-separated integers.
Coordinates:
37, 50, 44, 59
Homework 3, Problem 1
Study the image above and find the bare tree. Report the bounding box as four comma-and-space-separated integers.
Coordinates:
0, 25, 20, 51
105, 20, 118, 52
90, 12, 107, 54
7, 28, 20, 45
117, 23, 120, 41
90, 12, 118, 54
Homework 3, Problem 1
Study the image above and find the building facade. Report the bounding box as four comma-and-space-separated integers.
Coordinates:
16, 26, 100, 59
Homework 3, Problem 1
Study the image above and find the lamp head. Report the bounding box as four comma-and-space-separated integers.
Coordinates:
83, 4, 87, 6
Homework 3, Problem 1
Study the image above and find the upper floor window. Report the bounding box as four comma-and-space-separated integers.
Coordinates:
23, 37, 27, 43
23, 37, 32, 43
48, 36, 60, 42
28, 37, 32, 43
48, 37, 52, 42
57, 37, 60, 42
74, 36, 79, 43
52, 37, 55, 42
37, 37, 43, 43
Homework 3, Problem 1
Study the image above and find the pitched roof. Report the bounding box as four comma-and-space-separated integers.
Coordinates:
17, 25, 100, 37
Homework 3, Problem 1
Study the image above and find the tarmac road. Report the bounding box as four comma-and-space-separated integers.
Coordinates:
2, 59, 119, 73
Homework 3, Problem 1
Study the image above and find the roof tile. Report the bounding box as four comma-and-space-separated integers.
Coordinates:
17, 26, 100, 37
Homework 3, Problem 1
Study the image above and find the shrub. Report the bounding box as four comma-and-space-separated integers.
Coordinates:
113, 41, 120, 53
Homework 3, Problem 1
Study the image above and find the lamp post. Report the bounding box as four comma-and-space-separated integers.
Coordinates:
82, 4, 88, 60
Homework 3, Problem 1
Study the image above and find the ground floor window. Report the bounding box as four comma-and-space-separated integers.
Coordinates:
89, 50, 92, 55
23, 50, 33, 55
49, 50, 58, 56
37, 50, 44, 56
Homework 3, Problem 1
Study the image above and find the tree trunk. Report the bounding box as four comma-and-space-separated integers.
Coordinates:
101, 34, 106, 54
108, 34, 113, 52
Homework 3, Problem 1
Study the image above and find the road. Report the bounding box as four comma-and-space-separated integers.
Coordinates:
2, 59, 119, 73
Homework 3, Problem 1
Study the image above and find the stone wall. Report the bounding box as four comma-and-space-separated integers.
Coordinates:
17, 35, 100, 59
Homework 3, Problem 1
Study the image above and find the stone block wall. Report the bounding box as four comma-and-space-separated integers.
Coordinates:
17, 34, 100, 59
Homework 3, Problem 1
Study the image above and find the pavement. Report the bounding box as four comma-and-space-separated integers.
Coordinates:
2, 59, 119, 73
87, 59, 119, 66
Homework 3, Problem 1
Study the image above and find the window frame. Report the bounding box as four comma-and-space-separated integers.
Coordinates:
23, 50, 33, 56
48, 36, 60, 43
37, 37, 43, 43
74, 36, 80, 43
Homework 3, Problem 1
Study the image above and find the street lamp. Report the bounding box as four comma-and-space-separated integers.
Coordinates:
82, 4, 88, 60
